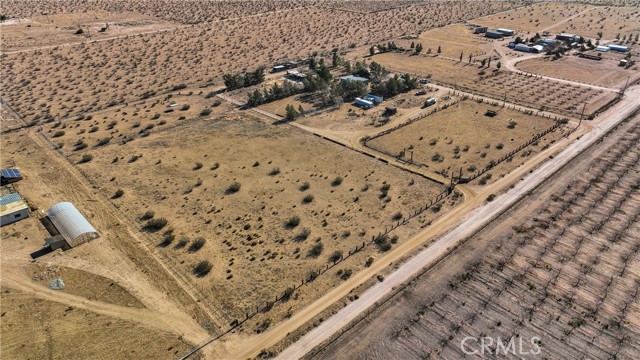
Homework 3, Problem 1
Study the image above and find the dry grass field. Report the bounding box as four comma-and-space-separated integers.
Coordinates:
369, 53, 612, 117
547, 6, 640, 39
1, 288, 192, 359
366, 100, 566, 182
0, 10, 179, 51
0, 1, 517, 124
516, 56, 640, 88
45, 110, 460, 324
473, 2, 593, 34
312, 110, 640, 360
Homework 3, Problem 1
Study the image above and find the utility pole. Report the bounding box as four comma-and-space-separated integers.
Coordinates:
620, 76, 630, 97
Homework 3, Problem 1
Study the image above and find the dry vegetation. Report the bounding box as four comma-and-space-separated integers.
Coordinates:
369, 53, 614, 117
366, 100, 566, 182
547, 6, 640, 39
48, 111, 460, 324
516, 56, 640, 88
313, 112, 640, 360
1, 1, 518, 124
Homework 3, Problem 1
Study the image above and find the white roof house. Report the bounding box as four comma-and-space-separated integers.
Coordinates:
47, 202, 99, 247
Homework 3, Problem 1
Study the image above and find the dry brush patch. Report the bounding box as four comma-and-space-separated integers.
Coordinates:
63, 114, 459, 325
366, 99, 566, 182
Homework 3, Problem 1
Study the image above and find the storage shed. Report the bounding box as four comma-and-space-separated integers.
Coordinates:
47, 202, 99, 248
0, 192, 29, 226
485, 31, 504, 39
608, 45, 628, 52
354, 98, 373, 109
339, 75, 370, 84
514, 44, 533, 53
496, 28, 515, 36
596, 46, 610, 52
364, 94, 383, 104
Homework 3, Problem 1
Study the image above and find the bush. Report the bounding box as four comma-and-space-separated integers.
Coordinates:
487, 194, 496, 202
192, 260, 213, 277
308, 241, 323, 257
365, 257, 374, 267
268, 167, 280, 176
52, 130, 65, 138
374, 235, 392, 252
392, 212, 402, 221
328, 250, 343, 263
79, 154, 93, 163
112, 189, 124, 199
96, 137, 110, 146
193, 162, 203, 170
331, 177, 343, 186
294, 228, 311, 242
225, 182, 241, 194
200, 109, 212, 117
188, 237, 206, 252
140, 211, 155, 221
75, 28, 84, 34
180, 104, 191, 111
128, 155, 140, 163
507, 121, 517, 129
174, 238, 189, 249
302, 194, 314, 204
158, 234, 175, 247
299, 182, 310, 191
338, 268, 353, 280
142, 218, 168, 232
284, 216, 301, 229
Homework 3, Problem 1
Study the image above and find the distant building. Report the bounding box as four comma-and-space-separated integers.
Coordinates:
1, 168, 23, 186
354, 98, 374, 109
514, 44, 534, 53
596, 45, 610, 52
286, 70, 307, 81
271, 65, 286, 73
0, 192, 29, 226
339, 75, 370, 84
485, 31, 504, 39
531, 45, 545, 53
608, 45, 628, 52
473, 26, 488, 34
364, 94, 383, 104
496, 28, 515, 36
556, 33, 577, 41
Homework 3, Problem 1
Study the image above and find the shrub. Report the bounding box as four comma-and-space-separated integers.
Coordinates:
79, 154, 93, 163
193, 260, 213, 277
210, 162, 220, 170
294, 228, 311, 242
225, 182, 241, 194
374, 235, 392, 252
302, 194, 314, 204
180, 104, 191, 111
331, 177, 343, 186
140, 211, 155, 221
175, 238, 189, 249
365, 257, 374, 267
487, 194, 496, 202
142, 218, 168, 232
284, 216, 301, 229
308, 241, 323, 257
429, 138, 438, 146
193, 162, 203, 170
205, 91, 216, 99
392, 212, 402, 221
74, 141, 88, 151
507, 121, 517, 129
96, 137, 110, 146
112, 189, 124, 199
299, 182, 310, 191
328, 250, 343, 263
338, 268, 353, 280
128, 155, 140, 163
268, 167, 280, 176
188, 237, 206, 252
200, 109, 212, 117
52, 130, 65, 138
159, 234, 175, 247
75, 28, 84, 34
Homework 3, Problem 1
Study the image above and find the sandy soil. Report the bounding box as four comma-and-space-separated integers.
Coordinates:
516, 55, 640, 88
546, 6, 640, 39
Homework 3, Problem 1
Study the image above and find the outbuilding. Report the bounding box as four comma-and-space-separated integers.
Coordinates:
608, 45, 628, 52
354, 98, 374, 109
514, 44, 533, 53
473, 27, 488, 34
364, 94, 383, 104
556, 33, 577, 41
339, 75, 370, 84
0, 192, 29, 226
46, 202, 99, 248
485, 31, 504, 39
596, 45, 610, 52
496, 28, 515, 36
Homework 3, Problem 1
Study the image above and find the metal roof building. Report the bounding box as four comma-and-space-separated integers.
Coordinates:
1, 192, 29, 226
1, 168, 23, 186
47, 202, 99, 248
339, 75, 370, 83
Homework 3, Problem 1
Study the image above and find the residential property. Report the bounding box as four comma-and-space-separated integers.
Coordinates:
46, 202, 99, 249
0, 192, 29, 226
496, 28, 515, 36
608, 45, 628, 52
339, 75, 370, 84
485, 30, 504, 39
364, 94, 383, 104
1, 168, 23, 186
354, 97, 374, 109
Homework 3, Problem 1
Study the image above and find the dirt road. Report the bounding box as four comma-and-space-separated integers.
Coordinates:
275, 86, 639, 359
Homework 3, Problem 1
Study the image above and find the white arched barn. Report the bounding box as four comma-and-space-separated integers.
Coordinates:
47, 202, 99, 248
